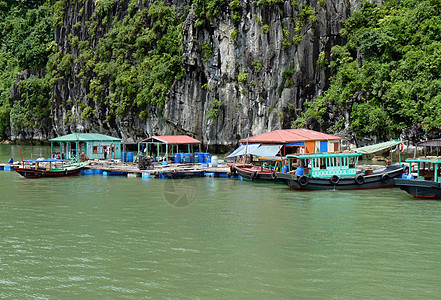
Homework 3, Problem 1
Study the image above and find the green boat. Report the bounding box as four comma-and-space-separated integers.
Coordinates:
395, 158, 441, 199
276, 141, 405, 190
15, 159, 89, 178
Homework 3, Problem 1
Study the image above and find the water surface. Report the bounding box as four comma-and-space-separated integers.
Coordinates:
1, 145, 441, 298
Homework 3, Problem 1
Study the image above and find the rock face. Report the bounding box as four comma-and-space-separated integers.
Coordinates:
11, 0, 380, 146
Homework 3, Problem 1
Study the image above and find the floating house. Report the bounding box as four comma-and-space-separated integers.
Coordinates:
228, 129, 342, 159
50, 133, 122, 160
138, 135, 202, 160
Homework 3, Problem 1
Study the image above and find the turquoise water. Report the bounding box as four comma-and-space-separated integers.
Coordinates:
1, 145, 441, 298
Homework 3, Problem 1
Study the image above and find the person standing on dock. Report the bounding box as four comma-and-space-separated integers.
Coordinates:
104, 147, 107, 160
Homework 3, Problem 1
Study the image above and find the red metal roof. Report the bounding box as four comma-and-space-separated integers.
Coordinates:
239, 129, 342, 144
150, 135, 201, 144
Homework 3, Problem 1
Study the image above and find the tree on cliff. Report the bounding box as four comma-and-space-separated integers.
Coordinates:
296, 0, 441, 140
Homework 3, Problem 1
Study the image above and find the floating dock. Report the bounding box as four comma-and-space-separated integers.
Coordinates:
0, 160, 234, 179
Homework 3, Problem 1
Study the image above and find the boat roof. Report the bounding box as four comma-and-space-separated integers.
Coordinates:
257, 156, 283, 161
226, 144, 282, 158
251, 145, 282, 157
417, 139, 441, 147
239, 129, 342, 144
287, 152, 361, 159
354, 140, 402, 154
405, 157, 441, 164
141, 135, 201, 144
50, 133, 121, 142
25, 159, 63, 163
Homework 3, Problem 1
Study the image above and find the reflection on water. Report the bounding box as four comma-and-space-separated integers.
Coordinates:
1, 145, 441, 298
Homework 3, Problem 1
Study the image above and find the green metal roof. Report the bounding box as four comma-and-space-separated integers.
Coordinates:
405, 158, 441, 164
50, 133, 121, 142
354, 140, 402, 154
286, 152, 361, 159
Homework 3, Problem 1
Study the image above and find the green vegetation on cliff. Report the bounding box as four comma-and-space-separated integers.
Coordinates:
297, 0, 441, 138
77, 0, 184, 118
0, 0, 55, 137
2, 0, 441, 141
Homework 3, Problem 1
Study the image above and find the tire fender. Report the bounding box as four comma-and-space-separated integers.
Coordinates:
355, 174, 365, 185
381, 173, 390, 183
298, 175, 309, 186
330, 175, 340, 185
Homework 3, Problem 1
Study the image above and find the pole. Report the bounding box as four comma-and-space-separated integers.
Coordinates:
20, 147, 24, 168
243, 133, 249, 166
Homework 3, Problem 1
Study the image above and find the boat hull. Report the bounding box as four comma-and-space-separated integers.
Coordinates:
233, 165, 277, 182
395, 178, 441, 199
277, 165, 404, 190
15, 166, 84, 178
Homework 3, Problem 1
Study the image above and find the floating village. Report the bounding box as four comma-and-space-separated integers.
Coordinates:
2, 128, 441, 199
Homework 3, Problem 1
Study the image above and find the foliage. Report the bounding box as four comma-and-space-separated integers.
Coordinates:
193, 0, 226, 28
282, 28, 291, 48
296, 0, 441, 137
81, 0, 184, 117
261, 24, 269, 34
238, 72, 247, 83
10, 75, 51, 132
230, 26, 238, 39
201, 42, 213, 57
206, 98, 222, 119
292, 33, 302, 45
0, 1, 55, 137
254, 0, 284, 6
252, 59, 263, 73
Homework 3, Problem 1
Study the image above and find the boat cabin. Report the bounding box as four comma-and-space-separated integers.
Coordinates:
257, 156, 285, 172
405, 158, 441, 182
286, 152, 361, 178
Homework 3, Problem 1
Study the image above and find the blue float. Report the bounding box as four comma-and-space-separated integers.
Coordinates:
174, 153, 181, 163
183, 153, 191, 163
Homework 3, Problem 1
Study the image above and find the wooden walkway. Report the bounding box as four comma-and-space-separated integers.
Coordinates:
84, 161, 231, 177
1, 161, 233, 178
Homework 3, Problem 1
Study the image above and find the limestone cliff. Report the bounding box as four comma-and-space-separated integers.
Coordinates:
12, 0, 379, 147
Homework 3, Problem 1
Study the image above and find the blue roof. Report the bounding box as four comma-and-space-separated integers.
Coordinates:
26, 159, 63, 163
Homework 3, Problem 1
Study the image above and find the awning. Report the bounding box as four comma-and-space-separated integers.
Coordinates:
226, 144, 260, 158
354, 141, 402, 154
257, 156, 283, 161
251, 144, 282, 157
25, 159, 63, 163
417, 139, 441, 147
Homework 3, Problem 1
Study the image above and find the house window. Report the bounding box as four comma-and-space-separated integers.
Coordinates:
93, 146, 98, 154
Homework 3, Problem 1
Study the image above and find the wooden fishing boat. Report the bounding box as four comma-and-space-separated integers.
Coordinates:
15, 159, 88, 178
395, 158, 441, 199
276, 152, 404, 190
231, 156, 284, 182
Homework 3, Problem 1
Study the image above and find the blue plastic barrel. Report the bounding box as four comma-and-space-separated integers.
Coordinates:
127, 152, 134, 162
179, 153, 184, 162
121, 152, 127, 162
283, 165, 289, 173
184, 153, 191, 163
194, 153, 199, 163
198, 152, 204, 163
206, 153, 211, 163
174, 153, 181, 163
